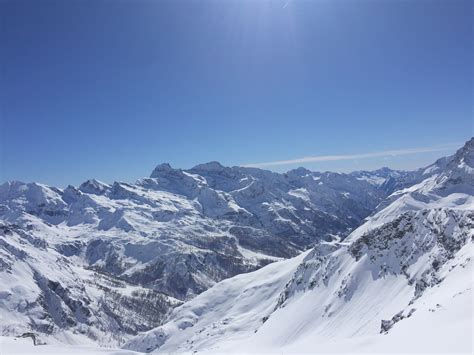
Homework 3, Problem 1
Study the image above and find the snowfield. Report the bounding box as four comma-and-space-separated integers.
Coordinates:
1, 138, 473, 353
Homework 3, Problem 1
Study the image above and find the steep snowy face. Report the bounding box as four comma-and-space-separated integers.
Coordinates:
278, 208, 472, 310
124, 139, 473, 353
432, 137, 474, 195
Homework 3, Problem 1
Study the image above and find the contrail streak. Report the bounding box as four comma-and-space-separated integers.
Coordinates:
243, 143, 461, 168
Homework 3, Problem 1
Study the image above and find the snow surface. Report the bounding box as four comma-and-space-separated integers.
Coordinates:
0, 336, 135, 354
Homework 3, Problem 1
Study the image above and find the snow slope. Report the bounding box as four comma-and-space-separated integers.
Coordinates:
124, 251, 310, 352
0, 336, 136, 355
124, 138, 474, 353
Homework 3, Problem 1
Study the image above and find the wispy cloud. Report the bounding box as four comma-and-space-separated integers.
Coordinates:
243, 143, 461, 168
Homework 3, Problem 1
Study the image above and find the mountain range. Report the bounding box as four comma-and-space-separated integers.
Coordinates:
0, 138, 472, 353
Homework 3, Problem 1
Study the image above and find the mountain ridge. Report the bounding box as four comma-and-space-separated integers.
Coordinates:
0, 138, 472, 350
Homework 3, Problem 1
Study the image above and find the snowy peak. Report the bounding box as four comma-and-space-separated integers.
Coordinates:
150, 162, 176, 177
78, 179, 110, 195
445, 137, 473, 174
0, 181, 62, 202
284, 167, 313, 177
425, 138, 474, 196
0, 181, 66, 224
191, 161, 227, 172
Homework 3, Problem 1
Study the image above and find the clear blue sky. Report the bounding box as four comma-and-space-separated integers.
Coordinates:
1, 0, 472, 186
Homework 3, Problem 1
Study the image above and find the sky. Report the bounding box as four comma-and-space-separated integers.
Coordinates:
0, 0, 472, 187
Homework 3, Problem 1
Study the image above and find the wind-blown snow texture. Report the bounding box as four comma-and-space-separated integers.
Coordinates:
1, 138, 473, 353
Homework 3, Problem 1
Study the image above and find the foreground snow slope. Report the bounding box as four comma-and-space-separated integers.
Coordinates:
125, 139, 473, 353
124, 251, 310, 352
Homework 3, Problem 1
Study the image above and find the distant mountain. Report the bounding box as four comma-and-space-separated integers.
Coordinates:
0, 161, 394, 304
124, 138, 473, 353
350, 166, 420, 194
1, 139, 472, 349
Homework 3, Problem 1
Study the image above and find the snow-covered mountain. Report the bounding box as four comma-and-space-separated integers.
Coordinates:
0, 162, 394, 303
124, 138, 473, 353
0, 158, 393, 346
1, 138, 472, 351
